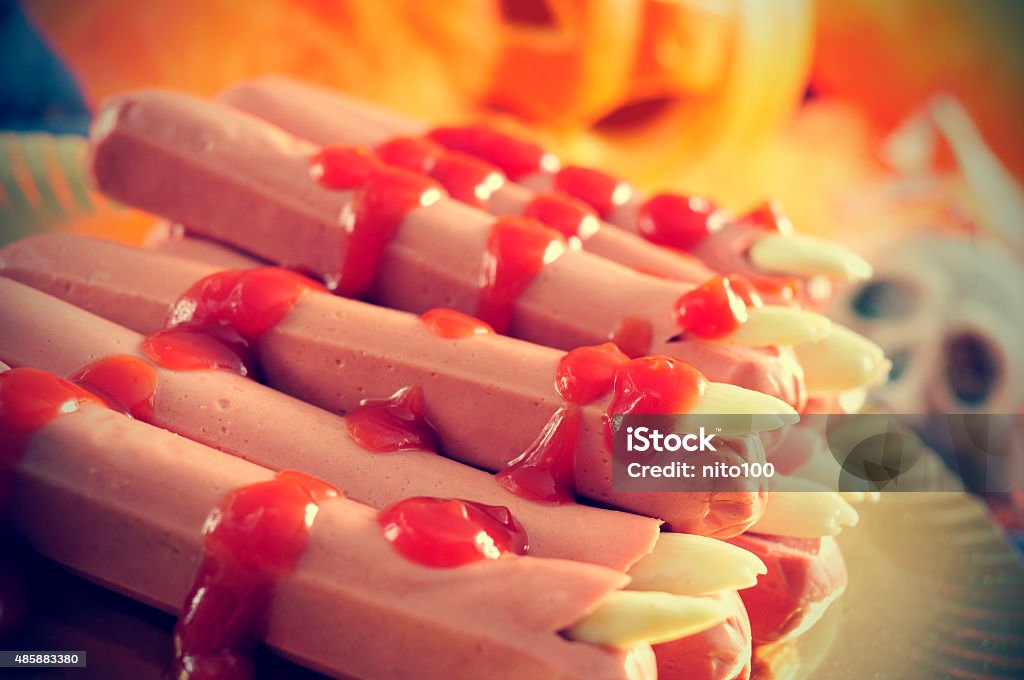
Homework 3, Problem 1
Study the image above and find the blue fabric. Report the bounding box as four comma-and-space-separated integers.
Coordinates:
0, 0, 90, 134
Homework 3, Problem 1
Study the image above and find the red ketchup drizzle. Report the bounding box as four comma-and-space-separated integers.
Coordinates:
636, 193, 727, 251
68, 355, 157, 422
375, 137, 504, 208
0, 368, 102, 636
170, 470, 339, 680
311, 145, 443, 297
522, 192, 600, 245
0, 368, 104, 491
477, 217, 567, 334
427, 125, 558, 181
739, 200, 793, 236
378, 497, 529, 567
345, 387, 440, 453
607, 356, 709, 418
141, 328, 248, 376
419, 308, 494, 339
674, 275, 762, 340
495, 407, 580, 504
157, 267, 323, 377
609, 316, 655, 359
555, 343, 629, 405
552, 166, 632, 219
750, 276, 800, 306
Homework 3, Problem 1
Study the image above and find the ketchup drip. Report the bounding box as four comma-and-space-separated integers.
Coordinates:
69, 355, 157, 422
141, 329, 249, 377
607, 356, 709, 418
750, 276, 800, 306
477, 217, 567, 334
738, 200, 793, 235
311, 145, 443, 297
555, 343, 629, 405
608, 317, 655, 359
171, 470, 339, 680
522, 192, 600, 245
0, 368, 104, 488
0, 368, 104, 636
635, 194, 727, 251
427, 125, 558, 181
345, 387, 440, 453
419, 308, 494, 339
375, 137, 504, 208
495, 407, 580, 504
552, 166, 632, 219
674, 275, 761, 340
156, 267, 323, 377
724, 275, 765, 308
378, 497, 529, 567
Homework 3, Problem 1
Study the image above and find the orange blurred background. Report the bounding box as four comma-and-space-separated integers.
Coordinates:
17, 0, 1024, 244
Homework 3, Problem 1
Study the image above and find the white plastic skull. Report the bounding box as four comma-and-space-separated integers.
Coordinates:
829, 232, 1024, 415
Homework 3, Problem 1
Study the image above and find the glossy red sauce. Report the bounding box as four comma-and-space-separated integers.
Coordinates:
170, 470, 339, 680
68, 355, 156, 422
739, 200, 793, 236
495, 407, 580, 504
0, 368, 97, 636
636, 193, 726, 251
555, 343, 629, 405
141, 328, 250, 377
0, 368, 104, 470
419, 308, 494, 339
375, 137, 504, 208
477, 217, 567, 334
608, 316, 655, 359
427, 125, 558, 180
378, 497, 529, 567
552, 166, 632, 219
345, 387, 440, 453
522, 192, 600, 244
750, 276, 800, 306
674, 275, 754, 339
169, 268, 321, 341
602, 356, 710, 452
724, 274, 765, 308
162, 267, 322, 377
607, 356, 709, 418
311, 145, 443, 297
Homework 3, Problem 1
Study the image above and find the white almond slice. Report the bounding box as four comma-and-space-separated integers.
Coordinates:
796, 325, 891, 393
722, 306, 832, 346
750, 476, 860, 538
840, 490, 882, 504
627, 533, 767, 596
563, 591, 730, 649
749, 233, 874, 282
680, 383, 799, 435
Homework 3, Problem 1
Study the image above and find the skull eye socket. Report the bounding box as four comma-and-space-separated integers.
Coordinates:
850, 279, 918, 319
887, 348, 911, 382
943, 333, 1000, 406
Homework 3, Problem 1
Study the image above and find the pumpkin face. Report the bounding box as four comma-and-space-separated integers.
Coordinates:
488, 0, 737, 127
487, 0, 814, 187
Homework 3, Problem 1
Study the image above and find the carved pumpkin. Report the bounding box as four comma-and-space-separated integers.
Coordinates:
488, 0, 814, 187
